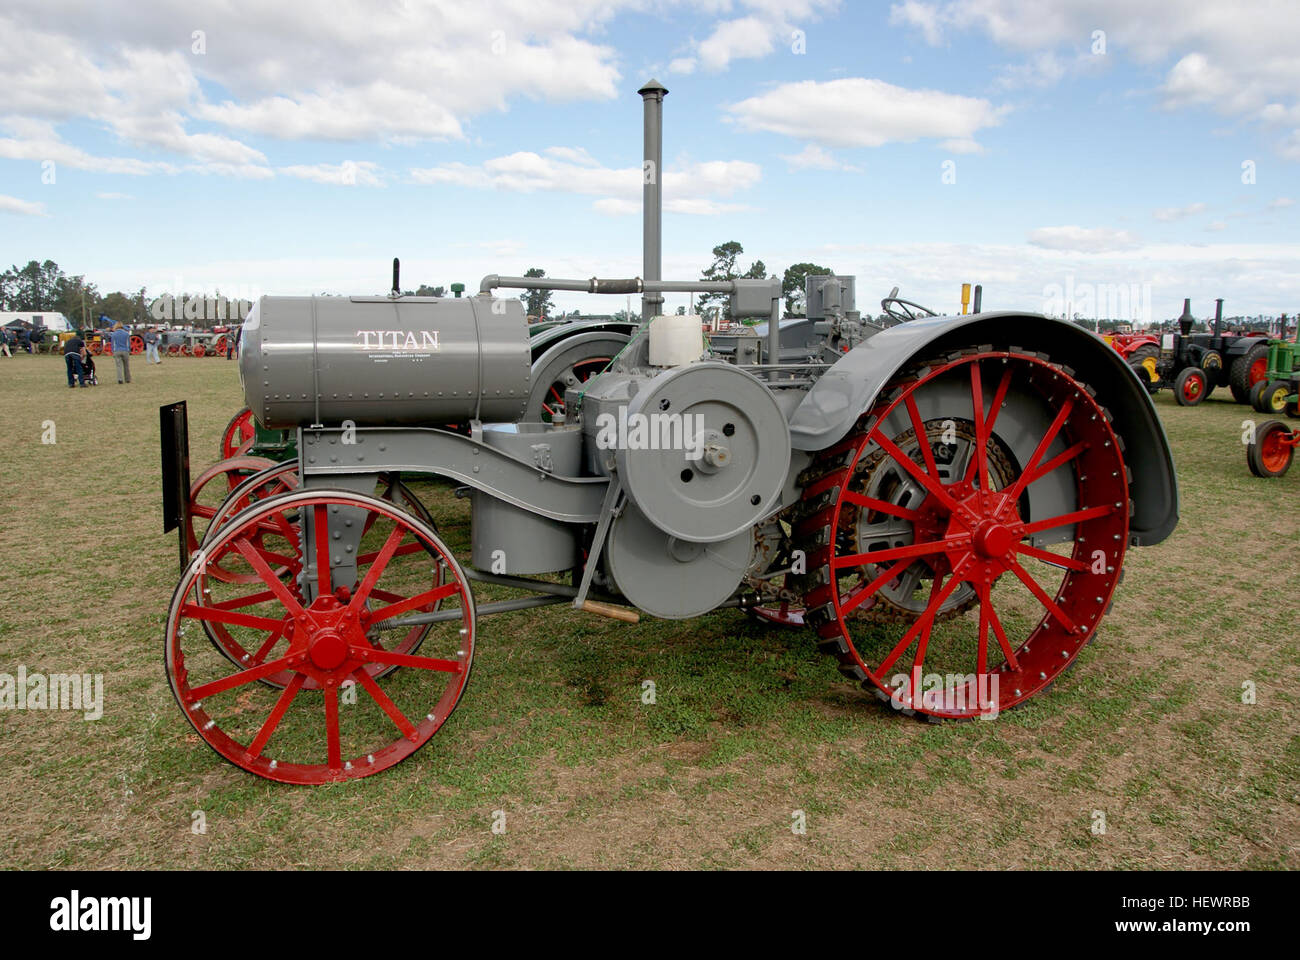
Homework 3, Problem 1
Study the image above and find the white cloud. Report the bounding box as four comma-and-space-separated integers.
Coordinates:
1152, 202, 1206, 222
411, 149, 760, 215
667, 57, 697, 75
889, 0, 1300, 159
280, 161, 383, 186
727, 77, 1007, 149
96, 192, 134, 200
1206, 221, 1227, 231
780, 144, 862, 172
1027, 225, 1140, 252
0, 194, 46, 216
1270, 197, 1295, 209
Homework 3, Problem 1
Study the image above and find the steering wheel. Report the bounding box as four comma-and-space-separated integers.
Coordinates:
880, 286, 939, 324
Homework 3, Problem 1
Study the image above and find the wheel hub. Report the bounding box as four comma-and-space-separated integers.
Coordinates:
941, 490, 1024, 584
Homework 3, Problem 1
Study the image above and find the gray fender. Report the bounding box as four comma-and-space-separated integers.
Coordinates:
528, 319, 637, 363
788, 311, 1178, 546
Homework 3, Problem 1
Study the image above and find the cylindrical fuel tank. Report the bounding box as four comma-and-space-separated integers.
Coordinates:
240, 295, 532, 428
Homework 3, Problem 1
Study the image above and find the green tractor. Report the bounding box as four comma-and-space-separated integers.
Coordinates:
1247, 332, 1300, 418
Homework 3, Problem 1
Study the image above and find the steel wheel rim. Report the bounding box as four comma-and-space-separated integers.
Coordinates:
166, 489, 475, 784
1260, 425, 1291, 473
822, 351, 1129, 718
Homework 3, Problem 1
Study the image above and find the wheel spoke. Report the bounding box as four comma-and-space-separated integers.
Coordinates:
323, 684, 342, 770
979, 583, 1019, 670
189, 653, 297, 700
1021, 503, 1117, 537
314, 504, 331, 598
351, 646, 462, 673
233, 537, 306, 616
1020, 439, 1088, 488
840, 489, 920, 522
250, 624, 287, 664
211, 589, 277, 610
1008, 559, 1079, 633
366, 582, 460, 623
181, 602, 285, 632
875, 574, 962, 678
909, 575, 947, 675
873, 430, 962, 513
904, 395, 940, 480
247, 674, 305, 757
355, 672, 419, 740
357, 541, 425, 566
351, 527, 406, 610
968, 363, 989, 491
964, 369, 1012, 484
976, 593, 990, 676
834, 536, 963, 570
838, 557, 913, 616
1015, 542, 1089, 571
1005, 398, 1074, 502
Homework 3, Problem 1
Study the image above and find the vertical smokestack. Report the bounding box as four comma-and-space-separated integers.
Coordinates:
1214, 298, 1223, 337
1178, 298, 1194, 336
638, 79, 668, 321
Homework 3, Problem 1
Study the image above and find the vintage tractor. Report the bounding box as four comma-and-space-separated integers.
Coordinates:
1133, 299, 1271, 406
160, 80, 1179, 784
1248, 336, 1300, 416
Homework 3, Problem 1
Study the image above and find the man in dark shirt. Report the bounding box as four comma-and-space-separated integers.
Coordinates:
63, 335, 87, 387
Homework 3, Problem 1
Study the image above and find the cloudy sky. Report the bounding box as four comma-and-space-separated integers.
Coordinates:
0, 0, 1296, 320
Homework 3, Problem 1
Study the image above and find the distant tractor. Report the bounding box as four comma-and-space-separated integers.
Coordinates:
1248, 335, 1300, 417
1114, 299, 1270, 406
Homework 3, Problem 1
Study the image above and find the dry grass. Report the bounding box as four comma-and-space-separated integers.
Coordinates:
0, 352, 1296, 869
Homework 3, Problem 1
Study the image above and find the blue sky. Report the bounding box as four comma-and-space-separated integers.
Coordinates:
0, 0, 1296, 321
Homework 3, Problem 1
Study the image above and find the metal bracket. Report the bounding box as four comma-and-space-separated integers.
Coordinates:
572, 477, 624, 610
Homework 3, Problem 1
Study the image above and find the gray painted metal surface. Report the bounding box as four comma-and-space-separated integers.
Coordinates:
240, 294, 531, 428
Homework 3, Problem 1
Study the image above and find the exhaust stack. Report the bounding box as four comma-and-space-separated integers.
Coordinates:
638, 79, 667, 322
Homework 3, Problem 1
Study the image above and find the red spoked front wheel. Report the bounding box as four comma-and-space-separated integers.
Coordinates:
220, 407, 257, 459
798, 349, 1130, 719
186, 456, 277, 580
130, 335, 144, 354
167, 489, 475, 783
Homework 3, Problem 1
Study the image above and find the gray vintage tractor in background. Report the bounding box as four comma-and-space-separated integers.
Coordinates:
162, 80, 1179, 783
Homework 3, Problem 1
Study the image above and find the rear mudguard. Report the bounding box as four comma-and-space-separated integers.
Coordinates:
788, 311, 1178, 546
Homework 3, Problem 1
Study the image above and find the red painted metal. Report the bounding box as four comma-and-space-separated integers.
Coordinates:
809, 351, 1128, 718
220, 408, 257, 460
165, 490, 475, 783
184, 456, 277, 581
130, 335, 145, 354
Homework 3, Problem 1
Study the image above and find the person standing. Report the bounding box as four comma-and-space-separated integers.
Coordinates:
110, 323, 132, 383
0, 327, 11, 358
63, 333, 87, 387
144, 326, 162, 364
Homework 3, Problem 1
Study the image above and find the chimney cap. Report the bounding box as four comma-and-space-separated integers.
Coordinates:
638, 78, 668, 97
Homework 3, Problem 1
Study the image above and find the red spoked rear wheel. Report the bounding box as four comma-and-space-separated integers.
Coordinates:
130, 335, 144, 354
220, 407, 257, 459
798, 350, 1130, 719
167, 489, 475, 783
194, 344, 207, 358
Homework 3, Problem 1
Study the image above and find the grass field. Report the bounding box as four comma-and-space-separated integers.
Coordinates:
1, 351, 1296, 869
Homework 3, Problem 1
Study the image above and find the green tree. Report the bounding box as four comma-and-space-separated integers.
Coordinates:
98, 291, 137, 327
697, 241, 765, 321
518, 267, 555, 320
414, 284, 446, 297
4, 259, 63, 310
781, 262, 834, 316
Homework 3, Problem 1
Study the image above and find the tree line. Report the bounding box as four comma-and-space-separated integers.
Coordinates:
1, 246, 835, 330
